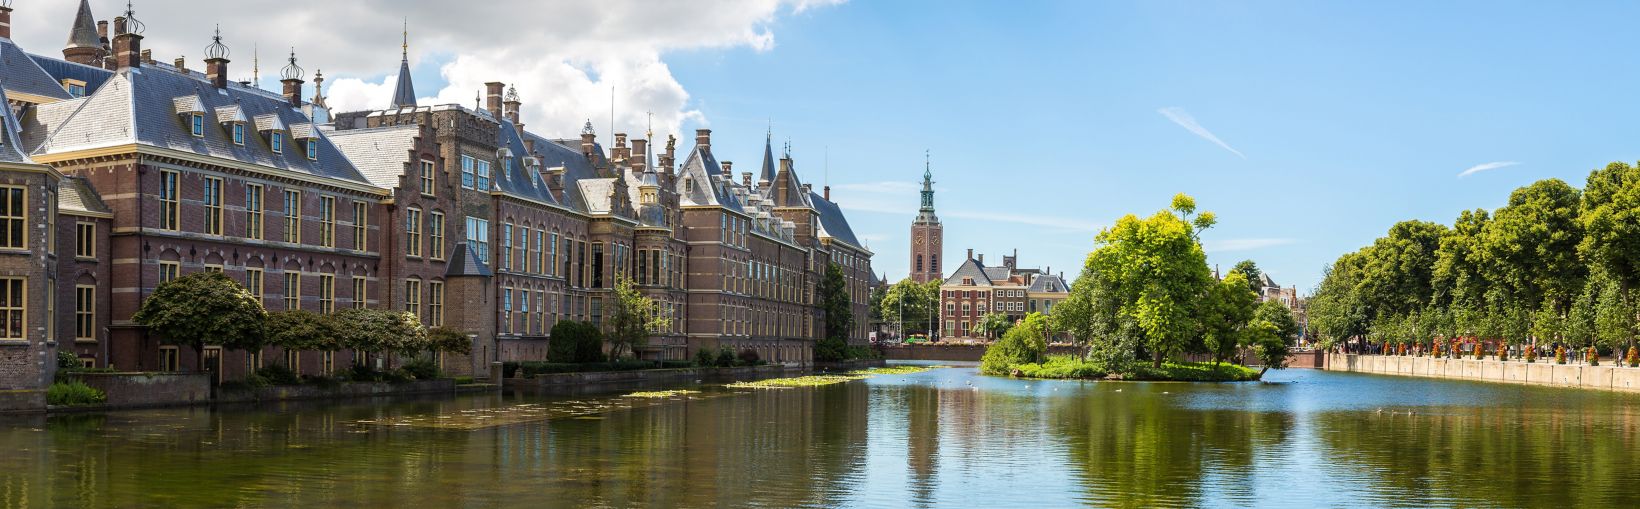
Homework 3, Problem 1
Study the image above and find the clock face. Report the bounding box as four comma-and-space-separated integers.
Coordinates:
914, 237, 924, 246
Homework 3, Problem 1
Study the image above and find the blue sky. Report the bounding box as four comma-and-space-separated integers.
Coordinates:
33, 0, 1632, 292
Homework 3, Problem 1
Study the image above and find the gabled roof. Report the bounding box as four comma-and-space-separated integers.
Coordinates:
0, 87, 37, 164
1028, 274, 1069, 294
492, 122, 564, 208
27, 67, 373, 188
390, 57, 416, 108
809, 190, 864, 251
58, 176, 110, 216
327, 125, 420, 189
445, 243, 492, 277
943, 258, 992, 286
675, 145, 743, 212
1259, 272, 1279, 289
0, 40, 74, 102
983, 267, 1013, 282
29, 54, 115, 96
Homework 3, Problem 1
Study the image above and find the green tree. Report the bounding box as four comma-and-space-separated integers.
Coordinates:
1480, 179, 1585, 328
976, 312, 1014, 340
1578, 162, 1640, 294
332, 308, 427, 358
868, 281, 887, 322
1230, 260, 1263, 296
1246, 320, 1289, 376
879, 278, 939, 337
1074, 194, 1215, 367
816, 263, 855, 361
1201, 272, 1258, 365
426, 327, 472, 356
1254, 299, 1301, 346
263, 310, 340, 356
1432, 209, 1493, 336
1052, 263, 1141, 367
604, 276, 671, 360
132, 272, 267, 372
1308, 251, 1370, 349
980, 313, 1048, 375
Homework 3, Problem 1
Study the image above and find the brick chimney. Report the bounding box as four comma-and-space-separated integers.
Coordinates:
280, 50, 305, 106
503, 86, 522, 127
580, 121, 596, 158
824, 185, 831, 201
111, 17, 143, 70
742, 172, 753, 187
0, 5, 13, 40
967, 248, 974, 261
484, 82, 504, 118
720, 161, 733, 178
97, 20, 108, 44
174, 57, 187, 73
695, 129, 711, 151
661, 135, 676, 170
631, 138, 647, 173
204, 29, 230, 89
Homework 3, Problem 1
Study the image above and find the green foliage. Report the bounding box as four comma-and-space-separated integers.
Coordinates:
549, 321, 605, 363
1011, 355, 1107, 379
57, 351, 81, 369
132, 272, 267, 371
1246, 320, 1289, 375
331, 308, 427, 355
737, 349, 761, 365
1230, 260, 1264, 295
716, 347, 737, 367
694, 348, 716, 368
1003, 355, 1260, 382
816, 263, 855, 362
254, 364, 302, 386
603, 276, 671, 360
980, 313, 1048, 375
426, 327, 472, 355
975, 312, 1014, 340
509, 360, 657, 377
401, 358, 441, 380
453, 376, 476, 385
1579, 162, 1640, 294
47, 380, 106, 407
1201, 272, 1258, 365
879, 278, 941, 336
263, 310, 340, 352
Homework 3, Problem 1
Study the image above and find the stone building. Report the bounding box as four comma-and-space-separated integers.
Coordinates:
0, 2, 872, 389
938, 249, 1068, 341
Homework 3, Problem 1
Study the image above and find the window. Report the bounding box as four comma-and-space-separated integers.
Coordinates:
202, 176, 223, 235
159, 171, 180, 231
550, 233, 561, 277
204, 265, 224, 274
501, 288, 513, 334
190, 113, 205, 137
405, 279, 422, 322
306, 139, 319, 161
406, 208, 423, 258
74, 285, 96, 341
466, 217, 489, 261
499, 224, 512, 270
319, 196, 335, 247
232, 124, 245, 146
318, 274, 335, 314
476, 160, 492, 190
75, 222, 96, 258
158, 262, 180, 283
590, 297, 603, 327
321, 351, 335, 375
271, 132, 284, 154
352, 277, 367, 309
420, 160, 436, 196
63, 79, 87, 97
283, 190, 301, 243
284, 272, 300, 310
0, 277, 21, 340
428, 281, 444, 327
246, 350, 263, 372
352, 201, 368, 250
461, 155, 475, 189
159, 346, 180, 372
429, 212, 446, 260
0, 187, 21, 249
244, 184, 264, 240
285, 350, 301, 375
534, 230, 545, 275
515, 225, 527, 273
245, 268, 264, 306
591, 242, 605, 288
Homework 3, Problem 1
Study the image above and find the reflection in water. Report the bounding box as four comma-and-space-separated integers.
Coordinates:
1, 367, 1639, 508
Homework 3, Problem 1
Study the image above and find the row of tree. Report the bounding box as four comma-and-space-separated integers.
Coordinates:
1308, 162, 1640, 352
133, 272, 469, 372
1049, 195, 1298, 370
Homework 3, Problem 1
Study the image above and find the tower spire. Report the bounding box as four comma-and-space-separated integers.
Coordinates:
389, 20, 418, 108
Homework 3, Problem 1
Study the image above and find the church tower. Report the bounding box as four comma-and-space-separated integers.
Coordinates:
910, 154, 943, 283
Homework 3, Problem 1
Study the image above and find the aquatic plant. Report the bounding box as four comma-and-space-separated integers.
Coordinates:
47, 380, 106, 407
624, 390, 700, 399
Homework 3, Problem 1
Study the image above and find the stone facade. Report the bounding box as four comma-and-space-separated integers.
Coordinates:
0, 3, 872, 387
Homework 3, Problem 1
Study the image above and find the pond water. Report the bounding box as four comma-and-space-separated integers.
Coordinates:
3, 364, 1638, 508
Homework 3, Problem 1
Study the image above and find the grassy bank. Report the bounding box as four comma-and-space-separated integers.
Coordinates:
1002, 355, 1261, 382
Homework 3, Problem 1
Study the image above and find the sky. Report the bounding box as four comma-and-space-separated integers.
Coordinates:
14, 1, 1640, 292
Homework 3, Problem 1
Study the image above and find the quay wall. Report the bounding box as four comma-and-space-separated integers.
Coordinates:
1326, 354, 1640, 393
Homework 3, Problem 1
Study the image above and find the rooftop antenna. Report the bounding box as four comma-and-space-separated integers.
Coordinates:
473, 90, 481, 111
646, 110, 654, 168
252, 43, 260, 88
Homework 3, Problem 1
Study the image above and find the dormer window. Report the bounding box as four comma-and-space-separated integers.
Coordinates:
61, 79, 87, 98
255, 114, 289, 155
216, 106, 249, 146
189, 114, 205, 137
232, 124, 246, 146
173, 95, 207, 137
306, 140, 319, 161
271, 132, 284, 154
963, 277, 974, 286
290, 123, 320, 162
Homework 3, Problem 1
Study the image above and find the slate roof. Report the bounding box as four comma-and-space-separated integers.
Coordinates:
983, 267, 1013, 282
0, 39, 74, 102
66, 0, 101, 51
578, 178, 618, 214
809, 190, 864, 251
391, 57, 416, 108
29, 54, 115, 96
0, 87, 36, 163
27, 66, 374, 187
326, 125, 420, 189
943, 258, 992, 286
1259, 272, 1279, 289
58, 176, 110, 216
759, 135, 777, 183
676, 145, 744, 212
1028, 274, 1069, 294
493, 122, 564, 208
445, 242, 493, 277
530, 135, 605, 214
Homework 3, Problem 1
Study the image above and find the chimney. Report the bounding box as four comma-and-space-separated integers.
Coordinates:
631, 138, 648, 173
97, 21, 109, 43
484, 81, 504, 118
174, 57, 187, 73
979, 254, 985, 265
580, 122, 596, 158
279, 50, 305, 106
662, 135, 677, 170
204, 30, 230, 89
0, 5, 12, 40
967, 249, 974, 261
111, 16, 143, 70
742, 172, 753, 188
823, 185, 831, 201
720, 161, 733, 177
503, 85, 522, 127
612, 133, 629, 164
140, 49, 153, 64
695, 129, 711, 151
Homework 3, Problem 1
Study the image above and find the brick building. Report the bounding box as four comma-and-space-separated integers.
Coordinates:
0, 2, 872, 388
939, 249, 1068, 341
908, 161, 942, 283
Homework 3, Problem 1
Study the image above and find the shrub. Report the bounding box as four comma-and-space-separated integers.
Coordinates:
426, 327, 472, 355
346, 363, 384, 382
1628, 347, 1639, 368
547, 324, 581, 363
1588, 347, 1600, 367
1497, 344, 1508, 362
1525, 346, 1537, 363
47, 380, 106, 407
1433, 341, 1443, 358
303, 375, 342, 390
502, 362, 521, 379
383, 369, 414, 384
402, 358, 441, 380
980, 314, 1048, 375
1555, 346, 1567, 364
1474, 343, 1486, 360
694, 348, 716, 367
57, 351, 81, 369
738, 349, 761, 366
716, 348, 736, 367
255, 364, 302, 386
659, 360, 693, 369
453, 376, 476, 385
573, 322, 607, 363
242, 373, 272, 388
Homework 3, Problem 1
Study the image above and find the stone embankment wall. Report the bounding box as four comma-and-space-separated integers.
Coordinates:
75, 372, 211, 408
1326, 354, 1640, 393
509, 365, 789, 388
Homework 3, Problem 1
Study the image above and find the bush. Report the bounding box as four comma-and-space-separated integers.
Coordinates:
383, 369, 414, 384
716, 348, 737, 367
980, 314, 1048, 375
345, 363, 385, 382
255, 364, 302, 386
402, 358, 441, 380
1498, 344, 1509, 362
1556, 346, 1567, 364
57, 351, 82, 369
1628, 347, 1639, 368
47, 380, 106, 407
511, 360, 658, 377
738, 349, 761, 366
303, 375, 342, 390
1526, 346, 1537, 363
573, 322, 607, 363
659, 360, 693, 369
242, 373, 272, 388
1012, 355, 1106, 379
547, 324, 581, 363
453, 376, 476, 385
1588, 347, 1600, 367
694, 348, 716, 367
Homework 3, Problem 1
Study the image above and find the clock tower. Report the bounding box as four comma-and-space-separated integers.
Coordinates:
910, 155, 943, 283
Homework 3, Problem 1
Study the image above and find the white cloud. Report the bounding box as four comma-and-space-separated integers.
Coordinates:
1157, 107, 1245, 159
1457, 161, 1520, 178
1202, 238, 1297, 253
9, 0, 843, 138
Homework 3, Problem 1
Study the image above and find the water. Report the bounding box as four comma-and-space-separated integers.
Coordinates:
3, 364, 1639, 508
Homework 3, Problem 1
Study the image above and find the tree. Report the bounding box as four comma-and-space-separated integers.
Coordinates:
1308, 251, 1370, 349
1201, 272, 1258, 365
1480, 179, 1585, 326
868, 282, 887, 322
332, 308, 427, 357
980, 313, 1048, 375
1246, 320, 1289, 376
1578, 162, 1640, 294
1254, 299, 1301, 346
1230, 260, 1264, 296
264, 309, 341, 356
976, 312, 1014, 341
816, 263, 855, 361
132, 272, 267, 372
879, 278, 939, 337
427, 327, 472, 356
604, 276, 671, 360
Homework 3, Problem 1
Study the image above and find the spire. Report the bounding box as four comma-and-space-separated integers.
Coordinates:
760, 128, 777, 183
918, 150, 937, 218
312, 69, 327, 108
67, 0, 100, 49
390, 20, 417, 108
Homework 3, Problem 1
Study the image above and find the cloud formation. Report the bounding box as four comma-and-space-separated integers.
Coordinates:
1158, 107, 1245, 159
1457, 161, 1520, 178
9, 0, 843, 138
